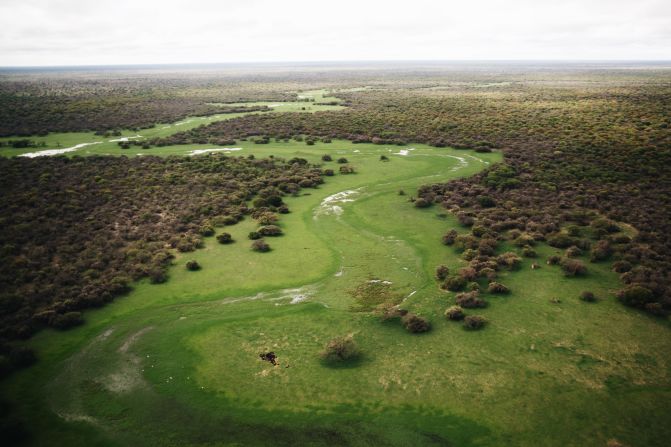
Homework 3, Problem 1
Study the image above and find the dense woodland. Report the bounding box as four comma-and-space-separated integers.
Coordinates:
0, 154, 323, 374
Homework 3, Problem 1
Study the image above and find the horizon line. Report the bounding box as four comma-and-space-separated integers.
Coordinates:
2, 59, 671, 70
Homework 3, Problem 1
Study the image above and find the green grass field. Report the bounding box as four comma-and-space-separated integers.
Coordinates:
2, 137, 670, 447
0, 89, 343, 158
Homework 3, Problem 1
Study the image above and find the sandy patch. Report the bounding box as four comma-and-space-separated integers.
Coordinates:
314, 188, 362, 218
19, 142, 102, 158
188, 147, 243, 156
108, 135, 143, 142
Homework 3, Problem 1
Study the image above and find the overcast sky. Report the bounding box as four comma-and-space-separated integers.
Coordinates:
1, 0, 670, 66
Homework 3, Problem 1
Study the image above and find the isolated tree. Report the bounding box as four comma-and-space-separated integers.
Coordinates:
251, 239, 270, 252
216, 233, 233, 244
186, 260, 201, 271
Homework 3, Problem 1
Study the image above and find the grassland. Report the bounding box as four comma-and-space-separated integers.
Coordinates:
2, 137, 670, 447
0, 89, 343, 158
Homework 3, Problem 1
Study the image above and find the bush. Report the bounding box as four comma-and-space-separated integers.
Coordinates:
320, 335, 360, 363
442, 275, 466, 291
591, 218, 621, 234
478, 196, 496, 208
547, 233, 576, 249
442, 229, 458, 245
401, 313, 431, 333
612, 260, 632, 273
323, 169, 334, 176
487, 282, 510, 294
435, 265, 450, 281
457, 212, 475, 227
580, 291, 596, 302
497, 252, 522, 270
186, 260, 201, 271
258, 225, 283, 236
565, 246, 582, 258
337, 157, 348, 164
51, 312, 83, 330
321, 154, 332, 162
522, 246, 537, 258
445, 306, 465, 321
463, 315, 487, 330
199, 225, 215, 237
216, 233, 233, 244
560, 258, 587, 276
617, 285, 654, 307
251, 239, 270, 252
547, 255, 561, 265
644, 302, 668, 317
248, 231, 262, 240
414, 198, 431, 208
455, 291, 487, 308
590, 240, 612, 262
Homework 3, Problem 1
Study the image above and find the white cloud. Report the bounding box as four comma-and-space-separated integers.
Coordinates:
0, 0, 669, 65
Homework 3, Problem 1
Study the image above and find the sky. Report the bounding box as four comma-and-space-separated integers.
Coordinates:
0, 0, 670, 66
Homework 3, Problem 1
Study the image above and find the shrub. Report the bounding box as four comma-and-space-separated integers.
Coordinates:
199, 225, 215, 237
337, 157, 348, 164
320, 335, 360, 363
560, 258, 587, 276
580, 291, 596, 302
323, 169, 334, 176
617, 285, 654, 307
321, 154, 332, 162
455, 291, 487, 308
547, 255, 561, 265
442, 229, 458, 245
547, 233, 576, 249
644, 302, 668, 317
401, 313, 431, 333
522, 246, 537, 258
487, 282, 510, 294
565, 246, 582, 258
339, 165, 355, 174
251, 239, 270, 252
457, 212, 475, 227
590, 240, 612, 262
497, 252, 522, 270
248, 231, 261, 240
478, 196, 496, 208
514, 234, 536, 247
591, 218, 621, 234
186, 260, 201, 271
51, 312, 83, 330
216, 233, 233, 244
414, 198, 431, 208
463, 315, 487, 330
258, 225, 283, 236
445, 306, 465, 321
442, 275, 466, 291
435, 265, 450, 281
612, 260, 632, 273
380, 155, 389, 161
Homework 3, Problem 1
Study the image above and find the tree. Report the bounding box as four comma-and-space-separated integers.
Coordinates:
320, 335, 360, 363
580, 291, 596, 302
401, 313, 431, 333
186, 260, 201, 271
487, 282, 510, 294
463, 315, 487, 330
435, 265, 450, 280
258, 225, 283, 236
216, 233, 233, 244
445, 306, 465, 321
617, 285, 654, 307
251, 239, 270, 252
455, 291, 487, 308
560, 258, 587, 276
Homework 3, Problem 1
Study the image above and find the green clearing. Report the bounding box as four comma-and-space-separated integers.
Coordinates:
0, 89, 343, 158
2, 138, 670, 446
